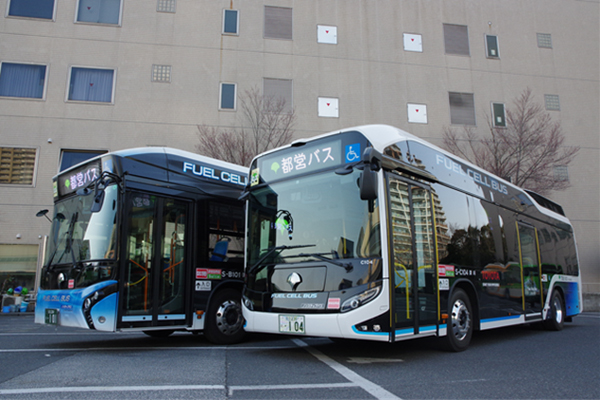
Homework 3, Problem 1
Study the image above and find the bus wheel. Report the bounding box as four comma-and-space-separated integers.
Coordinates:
543, 291, 565, 331
143, 330, 174, 338
204, 289, 246, 344
444, 288, 473, 352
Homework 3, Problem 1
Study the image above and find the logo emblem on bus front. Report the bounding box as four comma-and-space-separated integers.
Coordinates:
287, 272, 302, 291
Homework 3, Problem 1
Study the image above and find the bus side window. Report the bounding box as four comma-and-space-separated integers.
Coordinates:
207, 201, 245, 263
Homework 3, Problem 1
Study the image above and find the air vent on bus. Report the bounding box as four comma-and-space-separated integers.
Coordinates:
525, 190, 565, 216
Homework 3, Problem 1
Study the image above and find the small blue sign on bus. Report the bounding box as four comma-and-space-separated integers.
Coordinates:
345, 143, 361, 163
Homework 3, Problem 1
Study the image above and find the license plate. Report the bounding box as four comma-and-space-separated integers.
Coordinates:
45, 309, 59, 325
279, 315, 305, 334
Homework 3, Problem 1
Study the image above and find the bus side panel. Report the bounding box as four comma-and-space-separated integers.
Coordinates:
550, 279, 581, 317
35, 281, 118, 329
35, 289, 89, 329
90, 292, 118, 331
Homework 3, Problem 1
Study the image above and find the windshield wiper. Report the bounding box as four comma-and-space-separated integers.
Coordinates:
247, 244, 315, 277
297, 252, 353, 272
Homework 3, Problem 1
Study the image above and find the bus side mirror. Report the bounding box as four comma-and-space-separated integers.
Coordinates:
359, 147, 381, 212
359, 166, 378, 201
90, 190, 105, 213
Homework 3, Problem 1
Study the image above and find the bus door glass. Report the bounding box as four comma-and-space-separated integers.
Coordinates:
517, 223, 543, 315
388, 176, 437, 337
121, 192, 188, 327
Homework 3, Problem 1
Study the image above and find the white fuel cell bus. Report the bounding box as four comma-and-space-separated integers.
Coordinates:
241, 125, 581, 351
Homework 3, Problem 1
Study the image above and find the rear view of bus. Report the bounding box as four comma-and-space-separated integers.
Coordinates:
242, 125, 581, 350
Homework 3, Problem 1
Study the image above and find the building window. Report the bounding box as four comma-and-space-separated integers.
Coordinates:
0, 244, 39, 296
7, 0, 55, 20
220, 83, 236, 110
407, 103, 428, 124
486, 35, 499, 58
76, 0, 122, 25
449, 92, 476, 125
492, 103, 506, 127
545, 94, 560, 111
0, 63, 47, 99
443, 24, 469, 56
537, 33, 552, 49
67, 67, 115, 103
554, 165, 569, 182
318, 97, 339, 118
157, 0, 176, 13
223, 9, 239, 35
403, 33, 423, 52
317, 25, 337, 44
59, 150, 106, 172
264, 6, 292, 40
264, 78, 293, 113
0, 147, 37, 185
152, 65, 171, 83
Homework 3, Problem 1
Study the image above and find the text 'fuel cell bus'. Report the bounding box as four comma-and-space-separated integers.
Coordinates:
35, 148, 248, 344
241, 124, 581, 351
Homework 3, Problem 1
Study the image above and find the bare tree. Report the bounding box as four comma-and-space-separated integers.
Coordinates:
443, 88, 579, 195
196, 86, 295, 166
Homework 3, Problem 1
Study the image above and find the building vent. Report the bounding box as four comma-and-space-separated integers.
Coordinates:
157, 0, 176, 13
537, 33, 552, 48
152, 65, 172, 83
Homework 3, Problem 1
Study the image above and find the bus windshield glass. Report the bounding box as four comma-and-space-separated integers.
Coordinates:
247, 169, 380, 267
46, 184, 119, 267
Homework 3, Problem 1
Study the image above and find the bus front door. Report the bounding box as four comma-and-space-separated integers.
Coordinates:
517, 223, 544, 318
120, 192, 189, 330
388, 176, 438, 340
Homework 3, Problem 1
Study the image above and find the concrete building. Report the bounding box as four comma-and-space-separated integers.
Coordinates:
1, 0, 598, 307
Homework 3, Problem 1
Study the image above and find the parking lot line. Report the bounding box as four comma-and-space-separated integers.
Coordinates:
292, 339, 402, 400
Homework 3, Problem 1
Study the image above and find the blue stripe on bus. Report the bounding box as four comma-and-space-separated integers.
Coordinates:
481, 315, 521, 324
351, 325, 442, 337
351, 325, 388, 336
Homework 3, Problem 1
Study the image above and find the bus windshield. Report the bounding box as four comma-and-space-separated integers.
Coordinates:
46, 184, 119, 267
247, 169, 381, 267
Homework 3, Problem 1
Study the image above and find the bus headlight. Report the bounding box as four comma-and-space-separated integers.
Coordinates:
243, 296, 254, 311
340, 286, 381, 313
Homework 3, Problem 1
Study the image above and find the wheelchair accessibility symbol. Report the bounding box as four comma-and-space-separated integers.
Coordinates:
345, 143, 361, 163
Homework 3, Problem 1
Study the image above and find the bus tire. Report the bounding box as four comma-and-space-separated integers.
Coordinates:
543, 291, 565, 331
443, 288, 473, 352
143, 330, 174, 338
204, 288, 246, 344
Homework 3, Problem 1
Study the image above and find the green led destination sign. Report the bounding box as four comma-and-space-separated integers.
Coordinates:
252, 139, 361, 185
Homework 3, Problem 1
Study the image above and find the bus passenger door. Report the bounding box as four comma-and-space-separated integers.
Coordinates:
517, 223, 543, 318
388, 176, 437, 339
120, 192, 189, 329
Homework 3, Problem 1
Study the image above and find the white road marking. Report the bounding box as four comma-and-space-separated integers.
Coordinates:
347, 357, 404, 364
0, 385, 223, 395
228, 382, 358, 396
292, 339, 402, 400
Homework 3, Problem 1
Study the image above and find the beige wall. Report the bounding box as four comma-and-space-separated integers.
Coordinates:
1, 0, 598, 295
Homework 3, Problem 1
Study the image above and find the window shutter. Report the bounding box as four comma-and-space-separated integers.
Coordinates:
444, 24, 469, 55
264, 6, 292, 40
264, 78, 293, 113
449, 92, 476, 125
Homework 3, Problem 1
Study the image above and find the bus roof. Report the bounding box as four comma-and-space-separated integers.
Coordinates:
111, 147, 247, 175
54, 147, 248, 199
257, 124, 571, 225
